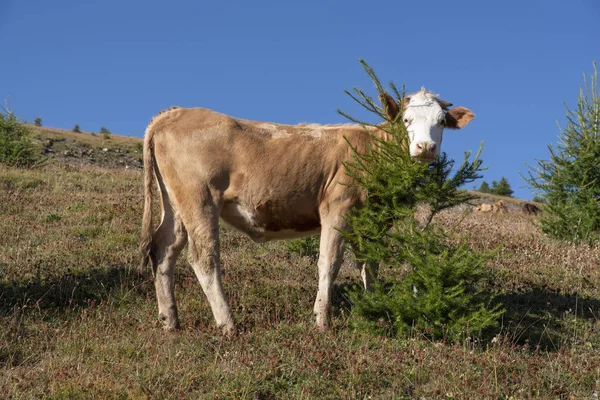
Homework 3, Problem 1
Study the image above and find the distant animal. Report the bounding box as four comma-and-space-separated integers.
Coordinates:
139, 88, 475, 335
493, 200, 505, 213
522, 202, 541, 215
475, 203, 494, 213
475, 199, 505, 214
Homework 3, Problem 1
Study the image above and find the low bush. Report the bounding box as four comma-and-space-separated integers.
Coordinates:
0, 108, 42, 167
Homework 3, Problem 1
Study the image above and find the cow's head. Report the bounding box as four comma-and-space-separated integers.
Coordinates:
380, 88, 474, 163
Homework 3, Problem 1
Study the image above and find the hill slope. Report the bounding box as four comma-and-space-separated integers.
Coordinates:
29, 124, 143, 170
1, 125, 598, 398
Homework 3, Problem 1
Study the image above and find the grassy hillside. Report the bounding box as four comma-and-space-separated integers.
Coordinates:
1, 128, 599, 398
28, 124, 143, 170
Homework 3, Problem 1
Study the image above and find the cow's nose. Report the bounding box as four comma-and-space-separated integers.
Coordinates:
416, 142, 436, 155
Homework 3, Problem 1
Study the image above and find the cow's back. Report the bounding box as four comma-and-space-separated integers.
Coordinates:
150, 107, 367, 242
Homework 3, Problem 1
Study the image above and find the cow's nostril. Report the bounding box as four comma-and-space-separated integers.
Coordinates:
429, 143, 437, 153
416, 142, 424, 151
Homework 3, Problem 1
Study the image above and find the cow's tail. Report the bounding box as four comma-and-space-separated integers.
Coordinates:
139, 124, 156, 273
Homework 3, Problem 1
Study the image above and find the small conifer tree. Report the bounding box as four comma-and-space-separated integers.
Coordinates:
73, 124, 81, 133
478, 180, 492, 193
491, 176, 513, 197
526, 63, 600, 245
0, 107, 42, 167
34, 117, 42, 127
339, 60, 503, 340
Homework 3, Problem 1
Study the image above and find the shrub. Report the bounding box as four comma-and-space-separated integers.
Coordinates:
34, 117, 42, 127
339, 60, 502, 340
346, 228, 501, 339
0, 108, 42, 167
73, 124, 81, 133
525, 63, 600, 245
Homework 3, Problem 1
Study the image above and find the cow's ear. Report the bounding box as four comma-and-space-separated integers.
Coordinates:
437, 98, 453, 110
378, 93, 400, 121
445, 107, 474, 129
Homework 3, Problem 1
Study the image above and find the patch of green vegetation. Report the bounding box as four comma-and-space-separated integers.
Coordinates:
43, 213, 61, 222
0, 109, 43, 167
526, 63, 600, 245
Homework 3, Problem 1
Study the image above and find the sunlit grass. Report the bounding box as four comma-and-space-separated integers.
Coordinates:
1, 161, 599, 398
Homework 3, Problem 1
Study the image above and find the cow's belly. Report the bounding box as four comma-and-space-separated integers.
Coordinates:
220, 200, 321, 243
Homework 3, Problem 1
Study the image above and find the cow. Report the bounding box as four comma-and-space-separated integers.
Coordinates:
522, 202, 541, 215
475, 199, 505, 214
493, 200, 505, 213
474, 203, 494, 213
139, 88, 475, 335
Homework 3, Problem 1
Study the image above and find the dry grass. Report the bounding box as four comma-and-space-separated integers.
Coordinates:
1, 154, 599, 398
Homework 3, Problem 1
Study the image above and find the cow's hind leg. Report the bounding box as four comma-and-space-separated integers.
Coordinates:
185, 193, 236, 336
314, 215, 346, 330
152, 201, 188, 331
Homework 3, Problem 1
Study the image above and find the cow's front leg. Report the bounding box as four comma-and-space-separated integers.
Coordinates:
314, 217, 346, 330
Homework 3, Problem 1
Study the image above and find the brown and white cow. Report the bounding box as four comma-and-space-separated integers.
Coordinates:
139, 89, 474, 335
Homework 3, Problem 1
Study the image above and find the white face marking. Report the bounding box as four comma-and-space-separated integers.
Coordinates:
403, 92, 446, 162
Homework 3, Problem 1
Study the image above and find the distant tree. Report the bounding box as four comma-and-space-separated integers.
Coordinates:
491, 177, 514, 197
73, 124, 81, 133
525, 63, 600, 245
100, 126, 111, 140
34, 117, 42, 127
532, 195, 546, 204
478, 180, 492, 193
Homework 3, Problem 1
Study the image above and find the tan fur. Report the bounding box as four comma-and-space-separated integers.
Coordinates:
475, 200, 505, 214
140, 92, 473, 334
445, 107, 475, 129
139, 106, 181, 273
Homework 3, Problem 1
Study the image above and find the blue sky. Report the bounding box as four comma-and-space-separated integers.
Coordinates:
1, 0, 599, 200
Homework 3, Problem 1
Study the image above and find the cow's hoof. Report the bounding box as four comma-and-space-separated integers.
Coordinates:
220, 323, 238, 337
159, 313, 180, 332
315, 316, 332, 331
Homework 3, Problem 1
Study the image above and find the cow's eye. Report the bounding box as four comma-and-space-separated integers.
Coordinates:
403, 118, 409, 123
